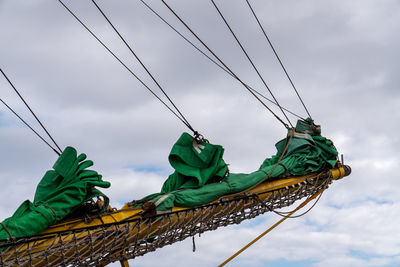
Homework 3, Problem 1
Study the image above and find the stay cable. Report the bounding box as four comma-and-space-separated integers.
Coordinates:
0, 69, 62, 155
245, 0, 313, 120
160, 0, 290, 129
140, 0, 305, 121
91, 0, 196, 133
210, 0, 293, 128
58, 0, 195, 133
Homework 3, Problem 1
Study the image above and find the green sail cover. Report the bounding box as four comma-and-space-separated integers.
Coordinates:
144, 119, 338, 211
161, 132, 228, 193
0, 147, 110, 240
0, 119, 337, 239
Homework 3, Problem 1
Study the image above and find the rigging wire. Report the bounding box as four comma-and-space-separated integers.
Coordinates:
160, 0, 290, 129
272, 188, 324, 219
91, 0, 196, 134
0, 69, 62, 154
210, 0, 293, 128
218, 188, 326, 267
58, 0, 196, 134
139, 0, 229, 78
245, 0, 313, 120
139, 0, 305, 121
0, 96, 60, 156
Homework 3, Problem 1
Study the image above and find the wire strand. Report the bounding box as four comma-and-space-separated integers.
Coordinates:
140, 0, 305, 121
0, 69, 62, 154
210, 0, 293, 127
0, 97, 60, 156
160, 0, 290, 129
245, 0, 313, 120
91, 0, 196, 133
58, 0, 194, 132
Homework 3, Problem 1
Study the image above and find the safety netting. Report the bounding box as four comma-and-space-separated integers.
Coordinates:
0, 118, 345, 266
0, 165, 350, 266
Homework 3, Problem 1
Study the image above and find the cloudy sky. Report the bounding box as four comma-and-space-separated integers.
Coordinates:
0, 0, 399, 266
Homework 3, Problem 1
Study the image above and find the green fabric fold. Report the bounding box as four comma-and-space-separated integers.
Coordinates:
0, 147, 110, 240
0, 118, 338, 240
161, 132, 228, 193
143, 119, 338, 211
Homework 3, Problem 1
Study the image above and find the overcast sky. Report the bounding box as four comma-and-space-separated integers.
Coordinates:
0, 1, 399, 266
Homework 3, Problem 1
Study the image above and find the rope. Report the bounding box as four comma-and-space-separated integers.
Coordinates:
218, 187, 326, 267
192, 236, 196, 252
160, 0, 290, 129
272, 173, 330, 219
0, 168, 342, 266
210, 0, 293, 128
273, 188, 324, 219
0, 69, 62, 155
140, 0, 230, 74
220, 129, 294, 200
91, 0, 196, 134
58, 0, 196, 134
245, 0, 313, 120
0, 168, 334, 244
35, 203, 58, 224
139, 0, 305, 121
0, 97, 61, 156
0, 223, 14, 240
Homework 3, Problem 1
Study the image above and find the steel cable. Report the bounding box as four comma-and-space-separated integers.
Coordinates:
160, 0, 291, 129
140, 0, 305, 120
0, 69, 61, 155
210, 0, 293, 127
0, 69, 62, 154
245, 0, 313, 120
91, 0, 196, 133
0, 96, 60, 155
58, 0, 196, 133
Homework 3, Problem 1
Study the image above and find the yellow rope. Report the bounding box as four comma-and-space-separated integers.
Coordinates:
119, 259, 130, 267
218, 188, 325, 267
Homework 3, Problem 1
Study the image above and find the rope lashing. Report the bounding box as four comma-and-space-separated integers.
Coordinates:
0, 223, 14, 241
218, 187, 326, 267
35, 203, 58, 224
0, 167, 346, 266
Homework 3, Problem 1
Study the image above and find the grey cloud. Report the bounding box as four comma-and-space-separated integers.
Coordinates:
1, 1, 399, 266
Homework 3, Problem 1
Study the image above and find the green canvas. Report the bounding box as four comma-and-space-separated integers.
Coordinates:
143, 119, 338, 211
161, 132, 228, 193
0, 147, 110, 241
0, 118, 338, 240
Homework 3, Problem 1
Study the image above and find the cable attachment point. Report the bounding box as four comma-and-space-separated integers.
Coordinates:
193, 131, 209, 144
287, 127, 296, 138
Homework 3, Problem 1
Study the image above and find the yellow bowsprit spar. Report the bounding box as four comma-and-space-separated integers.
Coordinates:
0, 164, 350, 267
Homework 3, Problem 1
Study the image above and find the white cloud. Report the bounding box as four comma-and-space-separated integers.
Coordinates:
0, 0, 399, 266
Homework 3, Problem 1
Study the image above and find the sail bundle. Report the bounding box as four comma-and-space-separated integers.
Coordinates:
0, 163, 350, 266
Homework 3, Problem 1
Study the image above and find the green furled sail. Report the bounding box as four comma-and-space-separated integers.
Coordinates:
0, 118, 337, 240
0, 147, 110, 240
141, 118, 338, 211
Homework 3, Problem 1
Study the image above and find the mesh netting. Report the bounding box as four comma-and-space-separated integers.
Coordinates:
0, 171, 334, 267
